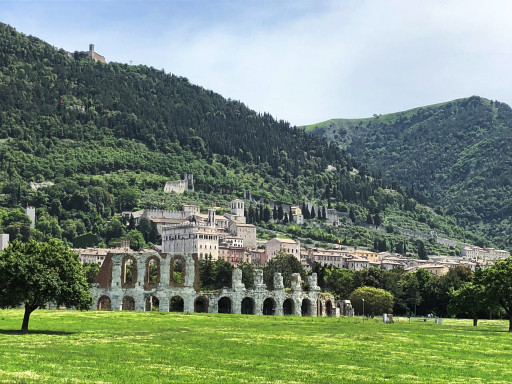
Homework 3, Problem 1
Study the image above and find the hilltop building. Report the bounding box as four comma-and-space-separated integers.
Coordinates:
164, 174, 194, 194
87, 44, 106, 63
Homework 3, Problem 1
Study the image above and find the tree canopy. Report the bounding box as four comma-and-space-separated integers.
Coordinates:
0, 239, 93, 331
349, 286, 394, 316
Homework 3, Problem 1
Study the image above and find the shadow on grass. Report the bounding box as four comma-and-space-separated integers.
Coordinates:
0, 329, 76, 335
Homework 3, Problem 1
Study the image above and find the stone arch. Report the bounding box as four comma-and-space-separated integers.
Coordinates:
169, 296, 184, 312
218, 297, 232, 314
145, 255, 160, 289
122, 296, 135, 311
97, 295, 111, 311
170, 255, 185, 287
145, 295, 159, 311
241, 297, 254, 315
121, 256, 138, 288
301, 298, 312, 317
283, 298, 294, 316
194, 296, 209, 313
263, 297, 276, 316
325, 299, 333, 316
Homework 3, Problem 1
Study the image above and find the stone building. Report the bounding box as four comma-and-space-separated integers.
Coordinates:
265, 238, 301, 263
161, 201, 256, 260
164, 174, 194, 194
0, 234, 9, 251
25, 205, 36, 228
307, 248, 354, 269
229, 222, 256, 249
461, 246, 510, 261
87, 44, 106, 63
162, 221, 220, 260
90, 251, 353, 317
290, 206, 304, 225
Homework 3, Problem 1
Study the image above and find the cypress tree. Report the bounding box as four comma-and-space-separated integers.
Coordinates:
277, 205, 284, 221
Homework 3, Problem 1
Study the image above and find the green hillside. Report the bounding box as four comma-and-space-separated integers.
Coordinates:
306, 96, 512, 247
0, 23, 486, 253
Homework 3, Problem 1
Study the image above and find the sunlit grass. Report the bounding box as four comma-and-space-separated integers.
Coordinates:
0, 310, 511, 383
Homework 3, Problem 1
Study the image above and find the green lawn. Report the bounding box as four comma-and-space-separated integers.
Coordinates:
0, 310, 511, 383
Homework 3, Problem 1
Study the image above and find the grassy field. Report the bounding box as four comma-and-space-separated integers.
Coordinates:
0, 310, 511, 383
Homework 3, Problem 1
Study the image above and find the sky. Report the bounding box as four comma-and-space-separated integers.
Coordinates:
1, 0, 511, 126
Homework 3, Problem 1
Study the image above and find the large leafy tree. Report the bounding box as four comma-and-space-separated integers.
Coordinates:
480, 258, 512, 332
349, 286, 394, 316
263, 250, 305, 290
0, 239, 93, 332
448, 282, 487, 326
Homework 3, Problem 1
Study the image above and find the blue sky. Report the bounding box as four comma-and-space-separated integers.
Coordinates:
1, 0, 511, 126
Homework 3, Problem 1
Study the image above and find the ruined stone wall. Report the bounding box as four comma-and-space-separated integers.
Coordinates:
91, 251, 343, 317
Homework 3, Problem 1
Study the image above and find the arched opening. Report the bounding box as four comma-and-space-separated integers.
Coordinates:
263, 298, 276, 316
241, 297, 254, 315
121, 256, 137, 288
97, 295, 111, 311
169, 296, 184, 312
145, 256, 160, 288
318, 300, 323, 316
301, 298, 312, 317
283, 298, 294, 316
145, 295, 160, 311
122, 296, 135, 311
170, 256, 185, 286
194, 296, 208, 313
326, 300, 333, 316
218, 297, 232, 314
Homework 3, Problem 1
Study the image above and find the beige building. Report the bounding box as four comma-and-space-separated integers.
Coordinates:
161, 200, 257, 260
290, 206, 304, 225
461, 246, 510, 261
345, 258, 369, 271
87, 44, 106, 63
265, 238, 301, 262
230, 222, 256, 249
162, 222, 220, 260
307, 248, 354, 269
75, 246, 132, 265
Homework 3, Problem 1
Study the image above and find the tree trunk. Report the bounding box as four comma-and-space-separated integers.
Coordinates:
21, 306, 35, 332
473, 315, 478, 327
509, 313, 512, 332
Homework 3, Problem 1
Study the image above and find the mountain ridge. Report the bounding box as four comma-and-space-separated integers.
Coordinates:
304, 96, 512, 247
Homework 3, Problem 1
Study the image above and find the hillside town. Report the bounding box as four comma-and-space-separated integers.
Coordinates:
65, 197, 509, 275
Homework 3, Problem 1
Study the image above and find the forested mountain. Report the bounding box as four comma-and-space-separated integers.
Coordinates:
0, 23, 487, 253
305, 96, 512, 247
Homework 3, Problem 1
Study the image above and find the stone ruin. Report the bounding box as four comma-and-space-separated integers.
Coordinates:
91, 251, 353, 317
